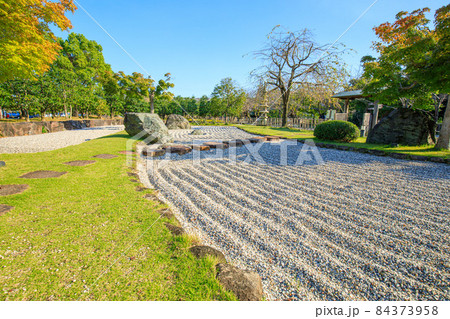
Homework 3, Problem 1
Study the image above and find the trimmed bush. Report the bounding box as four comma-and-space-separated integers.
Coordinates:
314, 120, 360, 142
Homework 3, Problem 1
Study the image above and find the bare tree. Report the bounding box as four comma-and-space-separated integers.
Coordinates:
253, 27, 345, 126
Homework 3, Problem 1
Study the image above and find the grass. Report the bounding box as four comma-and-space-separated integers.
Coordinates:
0, 132, 236, 301
237, 124, 450, 159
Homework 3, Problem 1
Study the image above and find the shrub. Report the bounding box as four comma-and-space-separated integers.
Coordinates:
314, 120, 360, 142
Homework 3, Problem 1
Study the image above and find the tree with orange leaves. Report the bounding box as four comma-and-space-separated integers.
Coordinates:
0, 0, 77, 82
363, 5, 450, 149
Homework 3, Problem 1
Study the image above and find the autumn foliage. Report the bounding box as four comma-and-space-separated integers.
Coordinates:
0, 0, 77, 81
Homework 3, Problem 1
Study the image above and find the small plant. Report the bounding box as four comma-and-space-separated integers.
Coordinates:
314, 120, 360, 142
42, 126, 48, 134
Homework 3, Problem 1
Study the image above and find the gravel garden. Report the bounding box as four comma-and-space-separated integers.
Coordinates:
142, 126, 450, 300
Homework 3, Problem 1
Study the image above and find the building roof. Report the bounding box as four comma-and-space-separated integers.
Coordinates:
331, 89, 366, 99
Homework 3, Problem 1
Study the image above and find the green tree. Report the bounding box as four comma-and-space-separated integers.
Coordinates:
365, 5, 450, 148
210, 78, 246, 122
149, 73, 174, 113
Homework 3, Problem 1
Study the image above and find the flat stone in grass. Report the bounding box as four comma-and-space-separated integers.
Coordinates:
189, 245, 226, 263
164, 223, 185, 236
118, 150, 135, 155
203, 142, 229, 149
0, 204, 14, 216
93, 154, 118, 159
216, 263, 263, 301
64, 160, 96, 166
0, 161, 5, 167
20, 170, 67, 179
0, 184, 28, 196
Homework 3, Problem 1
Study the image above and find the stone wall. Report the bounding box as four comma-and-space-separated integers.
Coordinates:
0, 118, 123, 137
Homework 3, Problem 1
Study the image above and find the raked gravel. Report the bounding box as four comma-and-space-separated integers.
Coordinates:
0, 125, 124, 153
141, 126, 450, 301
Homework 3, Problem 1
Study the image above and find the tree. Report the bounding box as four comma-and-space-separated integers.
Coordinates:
253, 27, 345, 126
149, 73, 174, 113
365, 5, 450, 148
210, 78, 246, 122
0, 0, 76, 81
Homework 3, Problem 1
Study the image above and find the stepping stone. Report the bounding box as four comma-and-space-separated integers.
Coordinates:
64, 160, 96, 166
144, 193, 160, 201
189, 245, 226, 263
135, 186, 147, 192
164, 223, 185, 236
93, 154, 118, 159
216, 263, 263, 301
203, 142, 229, 149
0, 184, 28, 196
20, 171, 67, 179
264, 136, 282, 142
0, 161, 5, 168
142, 148, 166, 157
226, 140, 248, 147
192, 145, 210, 151
162, 145, 192, 155
127, 172, 138, 177
248, 137, 265, 143
0, 204, 13, 216
118, 150, 135, 155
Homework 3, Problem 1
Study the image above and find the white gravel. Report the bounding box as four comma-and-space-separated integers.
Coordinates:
0, 126, 124, 153
141, 126, 450, 301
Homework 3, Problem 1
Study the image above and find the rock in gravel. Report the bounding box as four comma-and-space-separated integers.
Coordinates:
189, 245, 226, 263
216, 263, 263, 301
192, 145, 210, 151
142, 148, 166, 157
164, 223, 185, 236
203, 142, 229, 149
367, 108, 436, 146
166, 114, 191, 130
0, 161, 5, 167
190, 129, 205, 135
124, 113, 173, 144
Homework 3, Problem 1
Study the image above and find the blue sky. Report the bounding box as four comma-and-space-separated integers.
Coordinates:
54, 0, 448, 97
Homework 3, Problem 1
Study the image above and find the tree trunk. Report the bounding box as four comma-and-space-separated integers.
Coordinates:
150, 94, 155, 113
435, 97, 450, 149
0, 106, 3, 119
281, 95, 288, 127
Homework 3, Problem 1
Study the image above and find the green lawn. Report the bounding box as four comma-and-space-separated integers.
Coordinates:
0, 132, 235, 301
237, 125, 450, 159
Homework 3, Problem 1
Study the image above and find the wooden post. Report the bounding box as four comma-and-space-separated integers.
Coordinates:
372, 100, 379, 129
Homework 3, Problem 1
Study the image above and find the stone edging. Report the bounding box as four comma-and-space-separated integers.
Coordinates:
309, 141, 450, 165
133, 142, 264, 301
0, 118, 123, 137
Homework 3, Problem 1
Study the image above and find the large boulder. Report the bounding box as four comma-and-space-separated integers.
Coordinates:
367, 108, 436, 146
166, 114, 191, 130
124, 113, 173, 144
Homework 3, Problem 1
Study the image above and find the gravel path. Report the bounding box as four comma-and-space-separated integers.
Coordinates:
142, 126, 450, 301
0, 126, 124, 153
